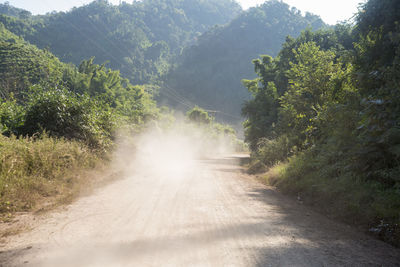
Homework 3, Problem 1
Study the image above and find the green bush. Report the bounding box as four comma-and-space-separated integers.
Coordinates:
20, 85, 115, 149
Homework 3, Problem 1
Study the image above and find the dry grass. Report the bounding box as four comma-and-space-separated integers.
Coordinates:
0, 134, 102, 217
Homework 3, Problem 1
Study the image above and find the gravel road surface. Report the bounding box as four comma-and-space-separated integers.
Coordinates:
1, 155, 399, 266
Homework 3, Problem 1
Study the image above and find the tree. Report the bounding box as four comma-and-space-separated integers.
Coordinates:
242, 56, 279, 150
186, 106, 213, 125
279, 42, 346, 147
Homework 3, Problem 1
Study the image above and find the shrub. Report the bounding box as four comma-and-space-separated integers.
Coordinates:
20, 85, 116, 149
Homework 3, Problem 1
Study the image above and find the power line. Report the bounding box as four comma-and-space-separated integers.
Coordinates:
163, 84, 197, 108
158, 88, 193, 109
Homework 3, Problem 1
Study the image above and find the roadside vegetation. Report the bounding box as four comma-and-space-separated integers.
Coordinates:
0, 25, 158, 217
0, 134, 99, 215
242, 0, 400, 245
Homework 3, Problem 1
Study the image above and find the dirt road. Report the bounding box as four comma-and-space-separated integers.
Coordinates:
1, 155, 399, 266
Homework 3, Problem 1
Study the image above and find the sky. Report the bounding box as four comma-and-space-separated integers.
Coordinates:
0, 0, 366, 25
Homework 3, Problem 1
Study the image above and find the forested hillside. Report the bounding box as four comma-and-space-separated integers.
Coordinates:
243, 0, 400, 245
164, 0, 326, 122
0, 0, 241, 84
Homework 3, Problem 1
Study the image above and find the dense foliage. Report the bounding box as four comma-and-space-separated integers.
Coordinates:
165, 0, 326, 122
242, 0, 400, 244
242, 26, 354, 150
0, 0, 241, 84
352, 0, 400, 186
0, 24, 157, 148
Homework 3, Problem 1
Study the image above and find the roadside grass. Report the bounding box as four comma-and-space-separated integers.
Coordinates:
0, 134, 105, 217
261, 153, 400, 246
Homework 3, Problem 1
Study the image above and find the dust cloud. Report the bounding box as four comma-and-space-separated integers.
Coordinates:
113, 121, 238, 179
